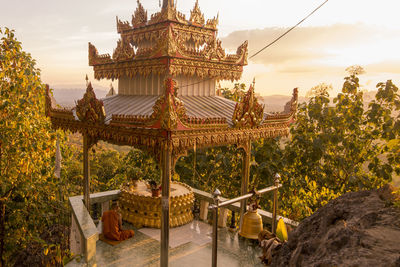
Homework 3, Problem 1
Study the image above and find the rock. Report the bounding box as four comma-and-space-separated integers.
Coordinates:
270, 184, 400, 267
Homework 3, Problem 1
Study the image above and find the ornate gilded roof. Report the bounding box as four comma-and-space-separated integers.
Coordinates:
46, 0, 298, 156
46, 78, 297, 158
89, 0, 247, 81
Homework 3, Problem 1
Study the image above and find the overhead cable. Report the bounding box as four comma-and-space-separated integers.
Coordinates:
180, 0, 329, 88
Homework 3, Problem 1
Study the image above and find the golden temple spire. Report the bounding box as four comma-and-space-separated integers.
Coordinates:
85, 74, 89, 86
162, 0, 174, 9
190, 0, 204, 25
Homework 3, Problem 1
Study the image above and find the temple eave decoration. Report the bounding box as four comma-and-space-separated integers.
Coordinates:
131, 0, 148, 28
232, 80, 265, 128
109, 78, 228, 130
45, 85, 75, 120
46, 77, 297, 152
75, 82, 106, 124
263, 87, 298, 123
89, 0, 245, 81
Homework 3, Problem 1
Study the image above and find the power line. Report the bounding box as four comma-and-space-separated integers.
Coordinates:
180, 0, 329, 88
249, 0, 329, 59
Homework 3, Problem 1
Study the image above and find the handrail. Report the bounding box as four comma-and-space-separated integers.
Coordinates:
214, 184, 282, 208
192, 189, 298, 227
68, 190, 121, 266
207, 174, 288, 267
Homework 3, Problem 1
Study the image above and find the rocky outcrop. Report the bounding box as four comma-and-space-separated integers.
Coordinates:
271, 184, 400, 267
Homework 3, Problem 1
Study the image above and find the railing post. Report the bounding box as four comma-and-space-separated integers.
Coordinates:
272, 173, 280, 235
83, 135, 91, 211
229, 211, 236, 229
218, 208, 228, 228
199, 200, 209, 221
212, 189, 221, 267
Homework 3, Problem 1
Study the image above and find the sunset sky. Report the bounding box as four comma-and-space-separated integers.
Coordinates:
1, 0, 400, 96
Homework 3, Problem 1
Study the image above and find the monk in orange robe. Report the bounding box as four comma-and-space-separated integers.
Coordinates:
102, 202, 134, 241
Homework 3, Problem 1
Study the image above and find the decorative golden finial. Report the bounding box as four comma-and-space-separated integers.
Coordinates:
85, 74, 89, 86
76, 82, 106, 124
232, 81, 264, 128
132, 0, 147, 27
107, 83, 116, 96
190, 0, 204, 25
252, 78, 256, 88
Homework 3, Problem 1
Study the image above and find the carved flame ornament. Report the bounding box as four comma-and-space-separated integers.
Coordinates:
113, 39, 135, 61
284, 88, 298, 114
152, 78, 185, 130
189, 0, 205, 25
132, 0, 148, 27
76, 82, 106, 124
45, 84, 74, 120
232, 80, 265, 128
116, 17, 131, 33
88, 0, 248, 81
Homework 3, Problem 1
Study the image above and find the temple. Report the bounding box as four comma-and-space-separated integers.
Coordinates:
89, 0, 247, 96
46, 1, 298, 266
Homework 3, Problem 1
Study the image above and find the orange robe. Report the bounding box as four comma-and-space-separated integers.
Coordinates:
102, 210, 134, 241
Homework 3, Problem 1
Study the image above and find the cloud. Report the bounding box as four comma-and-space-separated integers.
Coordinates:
366, 60, 400, 75
218, 23, 400, 95
221, 23, 400, 67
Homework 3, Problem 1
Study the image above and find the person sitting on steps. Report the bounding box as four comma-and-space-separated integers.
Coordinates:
102, 202, 134, 241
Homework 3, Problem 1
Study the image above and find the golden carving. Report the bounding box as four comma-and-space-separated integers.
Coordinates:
76, 82, 106, 124
205, 13, 219, 29
284, 88, 298, 114
159, 78, 180, 130
235, 40, 248, 65
232, 80, 265, 128
45, 85, 74, 120
263, 87, 298, 122
189, 0, 205, 25
88, 42, 111, 66
132, 0, 148, 27
89, 3, 248, 81
120, 181, 194, 228
116, 17, 131, 33
203, 39, 226, 60
113, 39, 135, 61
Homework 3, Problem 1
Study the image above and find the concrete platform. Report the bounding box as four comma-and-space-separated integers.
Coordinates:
68, 220, 264, 267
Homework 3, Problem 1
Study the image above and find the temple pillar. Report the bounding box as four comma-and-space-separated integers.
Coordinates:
160, 137, 172, 267
239, 140, 251, 229
83, 135, 90, 210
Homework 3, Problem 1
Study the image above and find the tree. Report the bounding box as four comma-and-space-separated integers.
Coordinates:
278, 68, 400, 220
0, 28, 65, 266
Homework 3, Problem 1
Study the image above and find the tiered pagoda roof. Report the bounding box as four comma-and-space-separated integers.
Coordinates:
89, 0, 247, 81
46, 0, 298, 159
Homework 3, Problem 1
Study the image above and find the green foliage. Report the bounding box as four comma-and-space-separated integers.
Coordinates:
220, 83, 246, 102
176, 146, 242, 198
0, 28, 68, 266
2, 25, 398, 265
278, 69, 400, 220
59, 67, 400, 225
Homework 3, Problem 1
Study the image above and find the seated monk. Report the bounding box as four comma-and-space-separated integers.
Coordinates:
102, 202, 134, 241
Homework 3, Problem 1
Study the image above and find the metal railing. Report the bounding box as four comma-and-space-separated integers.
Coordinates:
208, 174, 282, 267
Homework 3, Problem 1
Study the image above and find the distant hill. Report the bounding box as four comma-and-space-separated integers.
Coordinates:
52, 87, 108, 107
52, 87, 377, 113
262, 91, 377, 112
